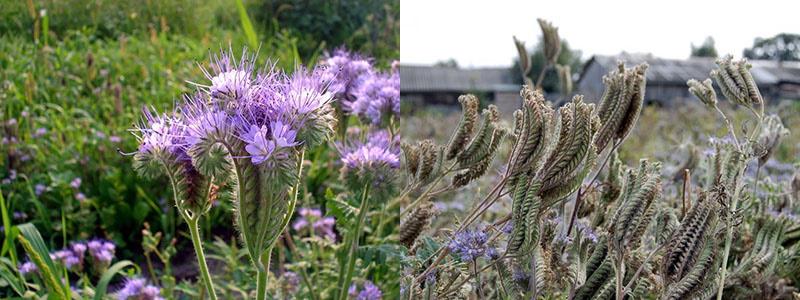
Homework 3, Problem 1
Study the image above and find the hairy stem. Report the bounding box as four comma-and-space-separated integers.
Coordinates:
337, 183, 372, 300
256, 249, 273, 300
188, 217, 217, 300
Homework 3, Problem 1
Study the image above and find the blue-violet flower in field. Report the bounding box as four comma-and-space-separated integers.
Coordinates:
321, 48, 372, 100
18, 261, 37, 275
449, 229, 489, 261
338, 129, 400, 195
350, 281, 382, 300
347, 70, 400, 125
116, 277, 163, 300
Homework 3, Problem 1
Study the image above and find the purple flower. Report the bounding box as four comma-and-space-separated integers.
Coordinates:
76, 193, 87, 202
34, 127, 48, 138
448, 229, 489, 261
356, 281, 382, 300
19, 261, 37, 275
116, 277, 163, 300
109, 136, 122, 143
321, 48, 372, 99
243, 121, 298, 165
292, 208, 337, 240
346, 70, 400, 125
339, 130, 400, 173
12, 211, 27, 221
133, 108, 189, 160
88, 239, 115, 265
70, 178, 82, 189
292, 208, 322, 231
313, 217, 337, 240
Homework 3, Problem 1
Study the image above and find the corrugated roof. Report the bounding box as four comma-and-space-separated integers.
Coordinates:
399, 65, 518, 92
581, 54, 800, 85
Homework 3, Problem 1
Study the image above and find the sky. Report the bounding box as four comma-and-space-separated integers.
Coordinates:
400, 0, 800, 67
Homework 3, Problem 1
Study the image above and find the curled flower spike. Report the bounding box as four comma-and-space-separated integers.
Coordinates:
538, 18, 561, 64
755, 114, 789, 167
709, 55, 763, 110
594, 62, 648, 152
687, 78, 718, 108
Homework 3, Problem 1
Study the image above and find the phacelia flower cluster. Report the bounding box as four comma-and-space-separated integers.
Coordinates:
116, 277, 163, 300
339, 130, 400, 177
348, 281, 383, 300
18, 238, 116, 277
321, 49, 399, 125
292, 207, 337, 240
448, 229, 489, 261
132, 49, 338, 201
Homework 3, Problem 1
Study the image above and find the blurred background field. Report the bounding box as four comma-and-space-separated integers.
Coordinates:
0, 0, 398, 295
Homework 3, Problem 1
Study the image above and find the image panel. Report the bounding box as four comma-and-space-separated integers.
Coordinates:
0, 0, 399, 299
398, 0, 800, 299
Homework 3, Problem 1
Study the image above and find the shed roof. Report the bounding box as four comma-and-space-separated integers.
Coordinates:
580, 54, 800, 86
399, 65, 518, 92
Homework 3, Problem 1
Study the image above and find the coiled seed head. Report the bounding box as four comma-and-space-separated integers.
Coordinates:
594, 62, 648, 152
709, 55, 763, 108
755, 114, 789, 167
445, 95, 480, 161
609, 159, 662, 251
687, 78, 718, 108
400, 201, 436, 249
538, 18, 561, 64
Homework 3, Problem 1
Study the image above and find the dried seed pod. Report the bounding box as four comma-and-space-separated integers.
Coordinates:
661, 193, 719, 286
509, 87, 554, 179
536, 95, 600, 206
755, 114, 789, 167
709, 55, 763, 108
662, 241, 718, 300
445, 95, 480, 160
401, 141, 420, 179
609, 159, 662, 250
687, 78, 718, 108
458, 105, 500, 166
556, 64, 573, 96
452, 127, 506, 187
415, 140, 438, 182
574, 255, 614, 300
506, 175, 542, 255
594, 62, 648, 152
514, 36, 532, 77
537, 18, 561, 64
731, 217, 787, 282
399, 201, 436, 248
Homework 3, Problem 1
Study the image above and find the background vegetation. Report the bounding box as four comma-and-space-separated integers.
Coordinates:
0, 0, 398, 297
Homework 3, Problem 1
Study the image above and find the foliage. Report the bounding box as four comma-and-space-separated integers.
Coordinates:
691, 36, 719, 58
743, 33, 800, 62
252, 0, 400, 67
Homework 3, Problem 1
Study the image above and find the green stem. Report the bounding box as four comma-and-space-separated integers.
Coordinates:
256, 249, 272, 300
337, 184, 371, 300
187, 217, 217, 300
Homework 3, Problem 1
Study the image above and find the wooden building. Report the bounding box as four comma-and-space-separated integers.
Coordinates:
578, 54, 800, 106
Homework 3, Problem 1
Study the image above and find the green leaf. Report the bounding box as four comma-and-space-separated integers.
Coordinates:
235, 0, 258, 50
17, 223, 66, 298
0, 259, 24, 296
94, 260, 134, 300
326, 194, 357, 229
